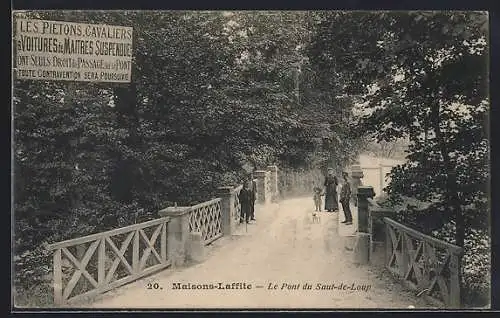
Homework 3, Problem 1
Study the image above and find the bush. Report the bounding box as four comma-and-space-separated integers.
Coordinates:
14, 281, 53, 308
432, 222, 491, 307
377, 195, 490, 307
14, 243, 53, 307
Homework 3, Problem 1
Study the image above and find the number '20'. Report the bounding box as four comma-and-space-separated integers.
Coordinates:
147, 282, 160, 289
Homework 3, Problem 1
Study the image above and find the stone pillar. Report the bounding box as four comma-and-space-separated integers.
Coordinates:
158, 206, 191, 268
354, 232, 371, 265
357, 186, 375, 233
187, 232, 205, 263
217, 186, 236, 236
369, 205, 395, 243
266, 165, 279, 202
350, 164, 364, 207
254, 170, 267, 204
354, 186, 375, 265
369, 204, 395, 266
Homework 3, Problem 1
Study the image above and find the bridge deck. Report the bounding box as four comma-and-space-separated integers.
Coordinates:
86, 197, 432, 309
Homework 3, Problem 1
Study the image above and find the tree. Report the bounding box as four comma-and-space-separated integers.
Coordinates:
307, 11, 489, 248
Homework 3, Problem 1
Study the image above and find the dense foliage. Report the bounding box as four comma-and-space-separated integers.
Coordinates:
307, 11, 490, 306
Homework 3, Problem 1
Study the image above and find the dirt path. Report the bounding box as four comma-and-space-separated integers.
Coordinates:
87, 198, 432, 309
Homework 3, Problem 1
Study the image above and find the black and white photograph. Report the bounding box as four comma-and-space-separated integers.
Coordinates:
12, 10, 490, 310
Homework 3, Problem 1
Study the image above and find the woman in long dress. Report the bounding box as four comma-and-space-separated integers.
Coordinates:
324, 170, 339, 212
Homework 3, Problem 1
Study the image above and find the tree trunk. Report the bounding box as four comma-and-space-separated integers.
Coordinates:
431, 98, 464, 302
431, 100, 465, 247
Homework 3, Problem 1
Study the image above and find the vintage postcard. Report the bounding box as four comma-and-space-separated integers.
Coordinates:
12, 10, 490, 310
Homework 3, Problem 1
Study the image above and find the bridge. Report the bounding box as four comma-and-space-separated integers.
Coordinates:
47, 160, 463, 309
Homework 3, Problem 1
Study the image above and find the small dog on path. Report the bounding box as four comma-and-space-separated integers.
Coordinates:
312, 186, 323, 224
312, 211, 321, 223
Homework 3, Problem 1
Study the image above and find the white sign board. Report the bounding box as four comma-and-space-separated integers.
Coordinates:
14, 19, 133, 83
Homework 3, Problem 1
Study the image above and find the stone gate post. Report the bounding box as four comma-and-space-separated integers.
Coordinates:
254, 170, 268, 204
158, 206, 191, 267
217, 186, 236, 236
357, 186, 375, 233
266, 165, 279, 202
368, 202, 395, 266
354, 186, 375, 265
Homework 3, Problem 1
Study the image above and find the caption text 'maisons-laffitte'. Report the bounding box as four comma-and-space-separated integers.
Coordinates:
170, 282, 371, 292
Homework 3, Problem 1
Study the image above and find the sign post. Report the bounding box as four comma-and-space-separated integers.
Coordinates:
14, 18, 133, 83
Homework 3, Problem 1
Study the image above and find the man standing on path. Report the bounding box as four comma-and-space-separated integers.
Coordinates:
239, 180, 253, 224
340, 171, 353, 225
249, 173, 257, 222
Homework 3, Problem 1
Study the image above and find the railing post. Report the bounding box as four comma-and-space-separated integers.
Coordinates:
350, 164, 364, 207
370, 206, 395, 242
366, 202, 395, 266
401, 233, 409, 278
357, 186, 375, 233
98, 237, 106, 287
53, 248, 63, 305
161, 220, 167, 262
267, 165, 279, 202
385, 222, 392, 268
133, 230, 140, 273
370, 205, 396, 257
159, 206, 191, 267
254, 170, 268, 204
217, 186, 235, 236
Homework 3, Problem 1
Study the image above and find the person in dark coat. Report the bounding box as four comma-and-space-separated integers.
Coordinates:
324, 168, 339, 212
249, 175, 257, 221
340, 171, 353, 225
238, 180, 253, 224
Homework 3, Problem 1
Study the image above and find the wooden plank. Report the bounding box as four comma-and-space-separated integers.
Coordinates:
383, 217, 462, 254
62, 268, 82, 301
385, 223, 392, 269
189, 198, 222, 211
400, 233, 409, 278
53, 249, 63, 305
105, 234, 134, 282
388, 225, 403, 273
138, 230, 153, 271
427, 251, 452, 305
132, 230, 139, 274
404, 238, 424, 287
48, 217, 170, 250
98, 238, 106, 286
161, 221, 167, 262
